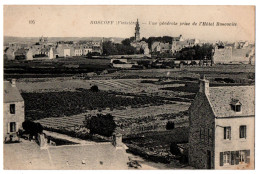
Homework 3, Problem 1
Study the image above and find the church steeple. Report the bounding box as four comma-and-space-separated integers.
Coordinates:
135, 19, 140, 41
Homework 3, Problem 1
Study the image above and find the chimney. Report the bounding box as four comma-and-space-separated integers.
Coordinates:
112, 133, 123, 148
199, 75, 209, 96
11, 79, 16, 87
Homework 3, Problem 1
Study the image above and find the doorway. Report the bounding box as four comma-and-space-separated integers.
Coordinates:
207, 150, 212, 169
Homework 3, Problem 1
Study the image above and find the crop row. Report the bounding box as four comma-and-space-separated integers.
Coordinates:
22, 89, 167, 120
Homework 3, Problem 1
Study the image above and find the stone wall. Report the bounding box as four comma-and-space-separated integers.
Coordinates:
188, 92, 215, 169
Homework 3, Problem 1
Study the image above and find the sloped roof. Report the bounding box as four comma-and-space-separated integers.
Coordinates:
158, 42, 170, 50
172, 36, 181, 41
48, 143, 129, 169
4, 141, 129, 169
14, 48, 28, 55
4, 47, 16, 54
208, 86, 255, 118
4, 81, 24, 103
176, 40, 189, 46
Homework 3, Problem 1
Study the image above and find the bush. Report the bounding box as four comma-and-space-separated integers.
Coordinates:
22, 120, 43, 137
90, 85, 99, 92
170, 142, 181, 156
85, 113, 116, 137
190, 61, 197, 65
166, 121, 175, 130
180, 61, 188, 65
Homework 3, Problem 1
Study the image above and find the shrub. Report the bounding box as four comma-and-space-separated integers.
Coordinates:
22, 120, 43, 137
85, 113, 116, 137
170, 142, 181, 156
166, 121, 175, 130
190, 61, 197, 65
90, 85, 99, 92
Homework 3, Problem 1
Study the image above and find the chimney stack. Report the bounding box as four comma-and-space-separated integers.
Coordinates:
112, 133, 123, 148
11, 79, 16, 87
199, 75, 209, 96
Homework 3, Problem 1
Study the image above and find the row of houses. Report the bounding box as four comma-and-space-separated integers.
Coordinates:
4, 39, 103, 61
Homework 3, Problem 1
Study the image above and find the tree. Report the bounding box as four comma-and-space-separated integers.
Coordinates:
102, 40, 136, 55
85, 114, 116, 137
174, 44, 214, 60
121, 38, 131, 46
102, 41, 118, 55
90, 85, 99, 92
166, 121, 175, 130
86, 52, 92, 58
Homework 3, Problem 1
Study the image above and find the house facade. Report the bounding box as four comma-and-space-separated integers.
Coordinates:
188, 76, 254, 169
4, 80, 25, 142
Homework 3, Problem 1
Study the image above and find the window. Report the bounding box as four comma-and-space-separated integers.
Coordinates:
231, 104, 241, 112
230, 99, 242, 112
223, 151, 231, 165
220, 150, 250, 166
10, 122, 16, 132
208, 128, 212, 144
224, 127, 231, 140
239, 151, 246, 163
240, 125, 247, 139
235, 105, 241, 112
10, 104, 15, 114
200, 128, 205, 142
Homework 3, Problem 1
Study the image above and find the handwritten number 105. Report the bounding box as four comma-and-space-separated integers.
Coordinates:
29, 20, 35, 24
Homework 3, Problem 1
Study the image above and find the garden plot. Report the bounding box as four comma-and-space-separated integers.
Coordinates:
35, 103, 190, 129
17, 78, 185, 95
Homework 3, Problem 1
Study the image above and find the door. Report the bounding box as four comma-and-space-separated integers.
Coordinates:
207, 150, 212, 169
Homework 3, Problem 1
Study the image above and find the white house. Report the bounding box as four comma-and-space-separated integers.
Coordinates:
4, 80, 25, 142
188, 76, 254, 169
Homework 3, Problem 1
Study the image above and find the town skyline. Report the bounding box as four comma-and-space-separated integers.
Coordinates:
4, 6, 255, 42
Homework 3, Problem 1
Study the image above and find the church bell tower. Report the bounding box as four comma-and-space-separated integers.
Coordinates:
135, 19, 140, 41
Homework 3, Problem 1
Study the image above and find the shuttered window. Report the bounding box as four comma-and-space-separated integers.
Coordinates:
220, 150, 250, 166
220, 152, 223, 166
223, 151, 231, 165
245, 150, 250, 164
231, 151, 235, 165
224, 127, 231, 140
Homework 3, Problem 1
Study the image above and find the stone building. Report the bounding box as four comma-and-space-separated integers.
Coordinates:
130, 19, 149, 55
4, 80, 25, 142
188, 76, 254, 169
212, 44, 255, 64
171, 38, 200, 53
151, 42, 171, 53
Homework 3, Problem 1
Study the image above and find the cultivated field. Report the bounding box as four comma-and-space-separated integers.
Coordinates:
34, 103, 189, 129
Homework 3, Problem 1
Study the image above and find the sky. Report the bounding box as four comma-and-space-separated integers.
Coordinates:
4, 5, 255, 42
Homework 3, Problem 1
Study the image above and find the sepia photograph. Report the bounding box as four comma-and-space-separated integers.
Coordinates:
2, 5, 255, 170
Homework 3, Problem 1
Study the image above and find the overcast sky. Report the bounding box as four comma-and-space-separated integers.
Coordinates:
4, 5, 255, 42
